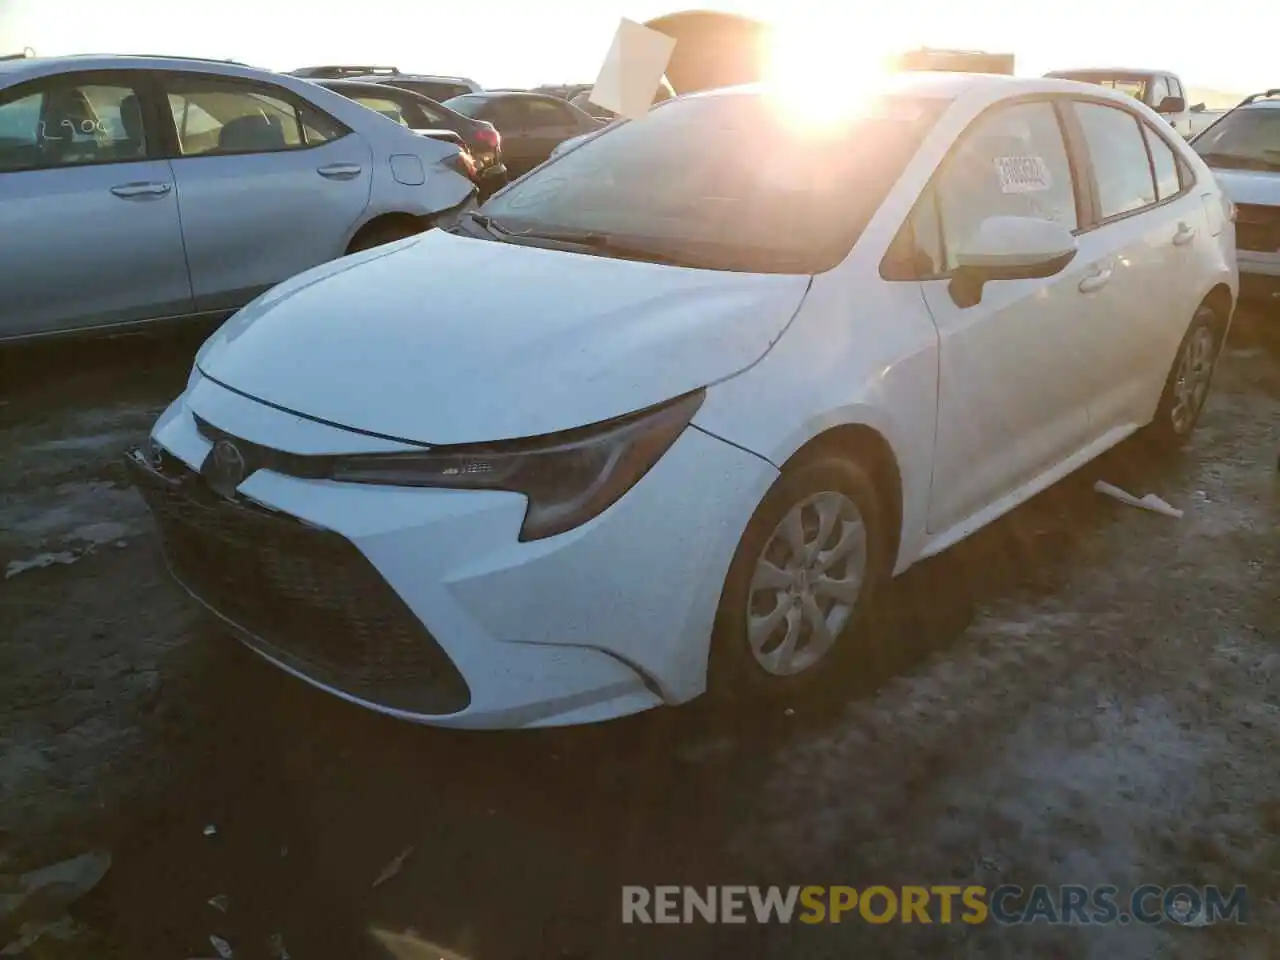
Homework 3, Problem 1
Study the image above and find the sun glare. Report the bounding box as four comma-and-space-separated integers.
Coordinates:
763, 20, 895, 129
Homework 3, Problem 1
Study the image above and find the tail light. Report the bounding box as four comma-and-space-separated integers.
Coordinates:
444, 149, 477, 181
474, 124, 500, 150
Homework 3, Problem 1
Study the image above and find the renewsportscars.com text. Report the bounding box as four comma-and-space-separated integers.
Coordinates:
621, 884, 1248, 926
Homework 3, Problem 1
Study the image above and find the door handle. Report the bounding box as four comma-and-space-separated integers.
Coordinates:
110, 182, 172, 199
1173, 222, 1197, 246
317, 162, 363, 181
1077, 268, 1113, 294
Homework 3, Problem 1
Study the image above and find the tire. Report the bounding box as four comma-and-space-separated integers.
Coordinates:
1146, 303, 1221, 449
346, 220, 423, 254
710, 453, 890, 700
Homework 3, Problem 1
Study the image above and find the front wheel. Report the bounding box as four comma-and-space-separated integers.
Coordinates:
1147, 304, 1221, 449
711, 454, 890, 700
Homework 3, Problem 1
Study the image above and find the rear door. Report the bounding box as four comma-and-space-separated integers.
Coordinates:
0, 70, 192, 338
1063, 99, 1207, 431
156, 71, 373, 312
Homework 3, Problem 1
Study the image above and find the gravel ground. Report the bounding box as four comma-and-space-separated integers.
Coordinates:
0, 313, 1276, 959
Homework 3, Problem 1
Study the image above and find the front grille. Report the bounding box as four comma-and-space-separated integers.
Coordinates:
134, 452, 470, 715
1234, 203, 1280, 253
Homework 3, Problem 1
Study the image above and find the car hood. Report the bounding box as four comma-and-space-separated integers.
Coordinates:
196, 229, 811, 445
1209, 167, 1280, 205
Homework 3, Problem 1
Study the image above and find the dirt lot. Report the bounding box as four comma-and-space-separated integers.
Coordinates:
1, 312, 1277, 959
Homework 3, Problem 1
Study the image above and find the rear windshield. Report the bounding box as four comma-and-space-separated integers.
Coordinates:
479, 91, 947, 274
442, 95, 486, 117
1192, 107, 1280, 172
1053, 73, 1149, 103
400, 81, 471, 102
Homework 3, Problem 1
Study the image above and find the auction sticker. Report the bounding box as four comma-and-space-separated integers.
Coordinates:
994, 155, 1052, 193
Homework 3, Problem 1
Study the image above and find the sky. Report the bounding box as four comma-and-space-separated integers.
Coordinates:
1, 0, 1274, 98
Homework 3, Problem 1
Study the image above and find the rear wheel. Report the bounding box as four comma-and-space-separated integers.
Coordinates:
1147, 304, 1221, 449
711, 454, 890, 700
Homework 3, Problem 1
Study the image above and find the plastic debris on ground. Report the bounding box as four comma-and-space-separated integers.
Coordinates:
1093, 480, 1184, 518
373, 846, 414, 888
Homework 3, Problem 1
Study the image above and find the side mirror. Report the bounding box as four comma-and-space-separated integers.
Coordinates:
949, 216, 1077, 308
1156, 95, 1186, 114
1191, 102, 1206, 113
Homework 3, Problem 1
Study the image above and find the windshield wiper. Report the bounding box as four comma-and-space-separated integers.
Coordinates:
455, 210, 513, 240
501, 227, 698, 266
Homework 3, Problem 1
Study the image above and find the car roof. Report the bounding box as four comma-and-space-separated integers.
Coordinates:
451, 90, 564, 101
1046, 68, 1175, 78
373, 74, 476, 85
687, 72, 1073, 101
0, 53, 267, 80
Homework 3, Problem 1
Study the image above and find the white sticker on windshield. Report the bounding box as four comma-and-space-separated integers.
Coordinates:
994, 155, 1052, 193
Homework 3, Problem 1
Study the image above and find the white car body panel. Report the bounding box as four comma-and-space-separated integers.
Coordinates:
152, 376, 777, 726
142, 74, 1238, 728
196, 227, 811, 444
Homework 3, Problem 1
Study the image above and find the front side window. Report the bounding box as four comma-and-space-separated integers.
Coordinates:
1150, 76, 1170, 108
164, 77, 339, 156
1072, 101, 1157, 219
0, 79, 149, 172
1191, 106, 1280, 173
934, 100, 1079, 270
480, 91, 947, 273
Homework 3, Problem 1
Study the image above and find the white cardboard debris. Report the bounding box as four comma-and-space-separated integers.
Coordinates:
372, 846, 414, 888
4, 551, 80, 579
588, 18, 676, 121
1093, 481, 1184, 519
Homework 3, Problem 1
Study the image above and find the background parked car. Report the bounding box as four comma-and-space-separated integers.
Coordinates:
0, 54, 474, 342
364, 74, 483, 103
442, 90, 600, 179
1045, 68, 1192, 136
315, 78, 506, 197
1190, 88, 1280, 302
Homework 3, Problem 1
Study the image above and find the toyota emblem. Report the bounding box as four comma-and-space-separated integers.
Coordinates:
204, 439, 247, 498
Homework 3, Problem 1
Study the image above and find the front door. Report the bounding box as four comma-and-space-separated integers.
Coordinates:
158, 72, 373, 313
0, 71, 192, 338
919, 98, 1095, 533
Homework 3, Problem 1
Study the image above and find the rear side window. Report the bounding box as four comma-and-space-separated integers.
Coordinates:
164, 76, 346, 156
1142, 122, 1182, 200
0, 79, 150, 172
1071, 101, 1156, 219
934, 100, 1079, 270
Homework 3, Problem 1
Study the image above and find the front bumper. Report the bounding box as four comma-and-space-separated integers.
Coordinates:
1238, 251, 1280, 303
131, 375, 777, 729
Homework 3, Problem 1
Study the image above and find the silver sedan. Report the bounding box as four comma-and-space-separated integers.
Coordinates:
0, 55, 476, 342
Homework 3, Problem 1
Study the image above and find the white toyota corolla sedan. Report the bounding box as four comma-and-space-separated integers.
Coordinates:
128, 73, 1238, 729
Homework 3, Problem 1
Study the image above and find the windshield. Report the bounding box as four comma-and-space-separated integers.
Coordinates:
478, 91, 947, 273
1192, 107, 1280, 172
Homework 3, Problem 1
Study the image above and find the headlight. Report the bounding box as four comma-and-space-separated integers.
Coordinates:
330, 390, 705, 541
